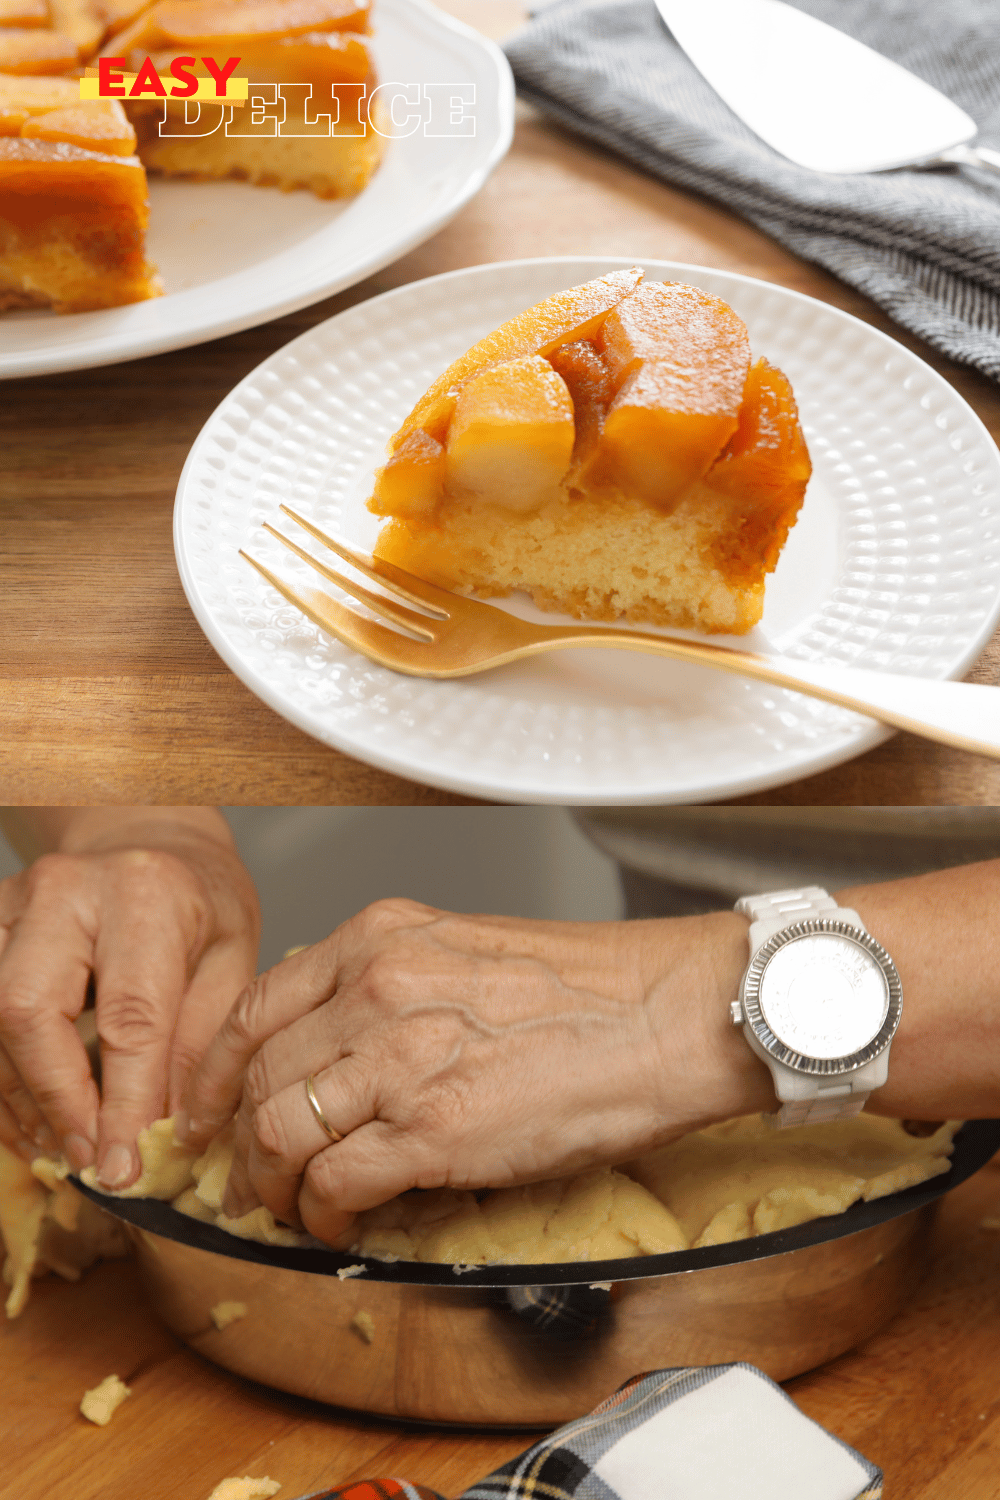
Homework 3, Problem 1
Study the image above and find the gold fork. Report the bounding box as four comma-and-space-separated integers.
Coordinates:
240, 505, 1000, 761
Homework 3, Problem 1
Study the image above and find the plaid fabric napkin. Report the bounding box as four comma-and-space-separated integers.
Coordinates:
303, 1365, 883, 1500
503, 0, 1000, 383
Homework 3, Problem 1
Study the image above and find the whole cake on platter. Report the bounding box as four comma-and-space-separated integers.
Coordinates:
367, 269, 812, 635
0, 0, 384, 313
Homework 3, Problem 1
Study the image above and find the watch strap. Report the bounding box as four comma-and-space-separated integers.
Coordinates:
735, 886, 865, 952
768, 1087, 866, 1129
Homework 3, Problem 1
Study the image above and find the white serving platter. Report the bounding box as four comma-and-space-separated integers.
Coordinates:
1, 0, 514, 379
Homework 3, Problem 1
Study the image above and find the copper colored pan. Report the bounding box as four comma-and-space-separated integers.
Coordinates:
75, 1120, 1000, 1427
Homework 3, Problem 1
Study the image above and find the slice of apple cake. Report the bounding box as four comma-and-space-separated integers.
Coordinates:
367, 269, 812, 635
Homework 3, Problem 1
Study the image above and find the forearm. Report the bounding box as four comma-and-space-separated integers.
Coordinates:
837, 860, 1000, 1120
661, 860, 1000, 1130
0, 808, 234, 864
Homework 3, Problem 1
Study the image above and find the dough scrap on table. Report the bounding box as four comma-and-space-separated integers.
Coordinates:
0, 1144, 128, 1319
80, 1373, 130, 1426
350, 1310, 375, 1343
210, 1300, 248, 1331
207, 1478, 280, 1500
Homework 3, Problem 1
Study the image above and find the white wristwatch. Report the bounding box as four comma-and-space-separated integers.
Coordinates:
731, 886, 902, 1129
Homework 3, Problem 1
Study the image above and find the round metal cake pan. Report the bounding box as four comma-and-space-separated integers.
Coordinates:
78, 1120, 1000, 1428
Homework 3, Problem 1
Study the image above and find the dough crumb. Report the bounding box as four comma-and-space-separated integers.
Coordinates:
350, 1310, 375, 1343
80, 1374, 131, 1427
1, 1144, 129, 1319
210, 1301, 248, 1331
589, 1281, 612, 1291
336, 1264, 366, 1280
215, 1206, 301, 1248
207, 1480, 281, 1500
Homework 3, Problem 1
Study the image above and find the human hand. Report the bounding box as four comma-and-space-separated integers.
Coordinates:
182, 899, 765, 1243
0, 810, 260, 1187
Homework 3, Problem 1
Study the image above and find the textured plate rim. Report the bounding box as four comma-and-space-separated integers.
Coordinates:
174, 254, 1000, 804
0, 0, 515, 381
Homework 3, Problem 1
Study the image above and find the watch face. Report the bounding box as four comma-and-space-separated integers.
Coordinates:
758, 933, 889, 1060
742, 919, 902, 1074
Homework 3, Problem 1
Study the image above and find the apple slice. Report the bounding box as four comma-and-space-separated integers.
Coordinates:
0, 28, 79, 73
22, 99, 136, 154
593, 281, 751, 509
445, 354, 575, 513
0, 0, 48, 27
0, 74, 79, 133
704, 357, 812, 574
393, 266, 645, 449
153, 0, 371, 44
47, 0, 105, 57
370, 430, 446, 522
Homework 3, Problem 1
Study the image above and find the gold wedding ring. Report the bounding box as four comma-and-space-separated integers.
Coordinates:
305, 1074, 342, 1143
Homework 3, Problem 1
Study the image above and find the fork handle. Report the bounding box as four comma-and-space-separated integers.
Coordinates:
535, 628, 1000, 760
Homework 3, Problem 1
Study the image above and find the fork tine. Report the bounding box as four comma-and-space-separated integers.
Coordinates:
240, 550, 453, 675
261, 523, 436, 639
279, 504, 459, 615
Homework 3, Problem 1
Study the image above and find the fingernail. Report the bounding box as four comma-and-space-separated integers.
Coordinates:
64, 1134, 96, 1171
97, 1143, 135, 1190
16, 1140, 42, 1163
33, 1124, 59, 1154
174, 1112, 191, 1143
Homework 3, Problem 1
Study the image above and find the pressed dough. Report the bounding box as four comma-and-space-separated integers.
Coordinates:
76, 1111, 961, 1266
625, 1114, 960, 1246
2, 1112, 961, 1295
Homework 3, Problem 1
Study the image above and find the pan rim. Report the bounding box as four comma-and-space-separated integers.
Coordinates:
72, 1117, 1000, 1288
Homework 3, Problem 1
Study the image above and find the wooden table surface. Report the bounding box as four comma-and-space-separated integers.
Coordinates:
3, 0, 999, 805
3, 1153, 1000, 1500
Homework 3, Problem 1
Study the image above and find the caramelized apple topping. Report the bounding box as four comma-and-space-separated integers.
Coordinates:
704, 357, 812, 576
0, 73, 79, 133
445, 354, 575, 514
0, 0, 49, 26
21, 99, 136, 154
394, 267, 644, 448
152, 0, 371, 44
0, 27, 80, 73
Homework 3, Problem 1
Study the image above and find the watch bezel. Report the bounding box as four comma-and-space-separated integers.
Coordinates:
741, 918, 902, 1076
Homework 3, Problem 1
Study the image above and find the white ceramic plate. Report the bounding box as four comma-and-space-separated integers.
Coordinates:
1, 0, 513, 380
174, 256, 1000, 804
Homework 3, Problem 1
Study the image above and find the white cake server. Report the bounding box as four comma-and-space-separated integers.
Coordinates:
654, 0, 1000, 176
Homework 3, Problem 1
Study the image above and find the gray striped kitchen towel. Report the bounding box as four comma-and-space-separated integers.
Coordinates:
504, 0, 1000, 382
